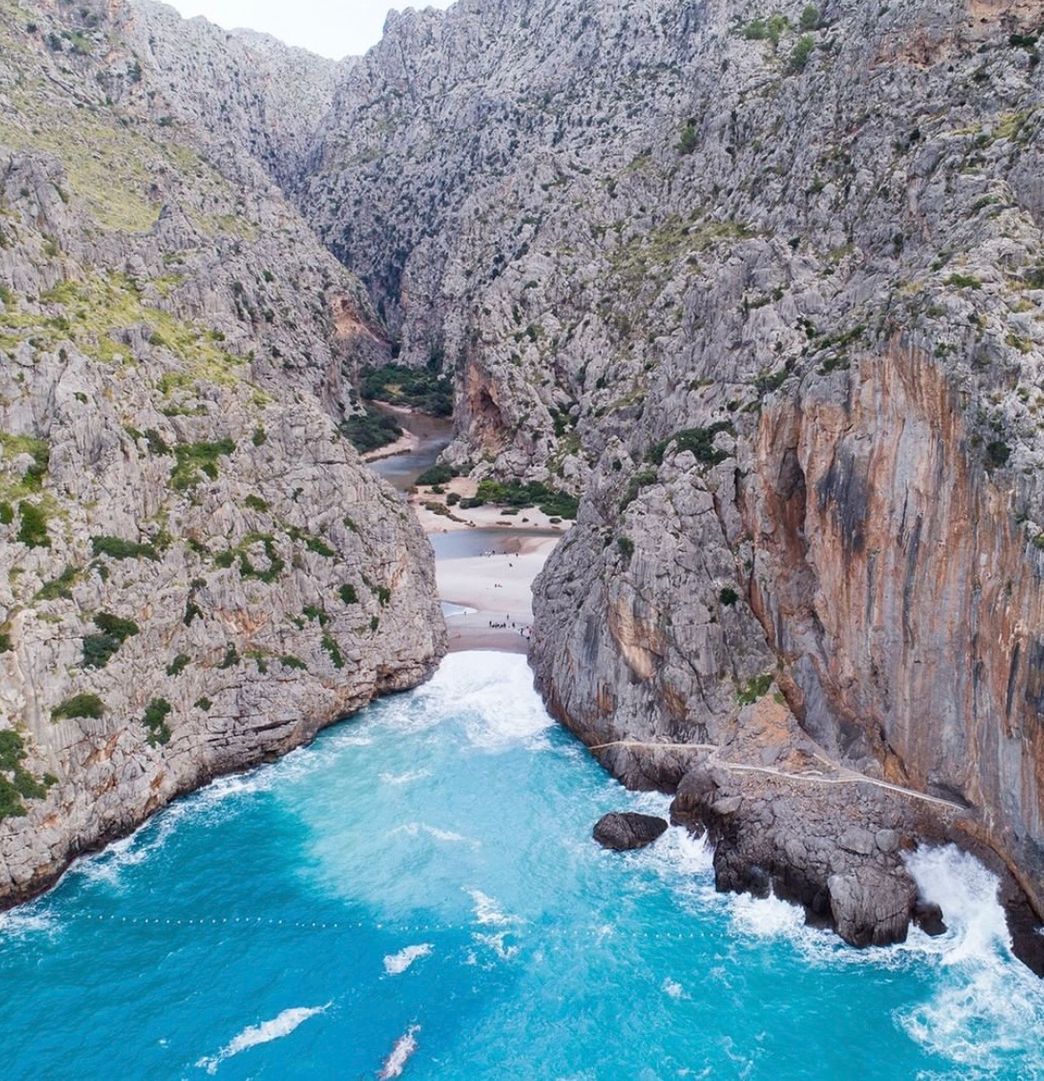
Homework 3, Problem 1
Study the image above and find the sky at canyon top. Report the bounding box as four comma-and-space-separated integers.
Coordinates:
169, 0, 454, 59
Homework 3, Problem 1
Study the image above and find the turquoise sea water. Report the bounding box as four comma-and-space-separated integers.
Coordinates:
1, 653, 1041, 1080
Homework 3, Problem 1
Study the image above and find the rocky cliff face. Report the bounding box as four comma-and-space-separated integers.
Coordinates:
292, 0, 1044, 956
2, 0, 1041, 962
0, 0, 444, 902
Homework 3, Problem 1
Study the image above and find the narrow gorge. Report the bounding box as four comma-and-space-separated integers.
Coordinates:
0, 0, 1042, 1032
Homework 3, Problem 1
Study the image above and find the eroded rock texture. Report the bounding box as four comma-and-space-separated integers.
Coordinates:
0, 0, 444, 902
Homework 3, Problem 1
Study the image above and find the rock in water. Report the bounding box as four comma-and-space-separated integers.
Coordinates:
828, 868, 917, 948
913, 900, 948, 938
593, 812, 668, 851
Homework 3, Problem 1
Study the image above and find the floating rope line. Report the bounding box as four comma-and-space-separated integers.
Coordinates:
75, 914, 459, 933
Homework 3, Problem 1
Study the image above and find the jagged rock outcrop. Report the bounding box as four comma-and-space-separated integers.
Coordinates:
670, 758, 945, 947
0, 0, 444, 903
289, 0, 1044, 960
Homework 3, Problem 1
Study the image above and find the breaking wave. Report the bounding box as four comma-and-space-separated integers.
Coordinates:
196, 1003, 329, 1074
383, 943, 434, 976
378, 1024, 420, 1079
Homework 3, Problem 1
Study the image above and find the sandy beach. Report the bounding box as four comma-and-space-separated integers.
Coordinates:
435, 535, 560, 653
362, 410, 568, 653
412, 475, 567, 652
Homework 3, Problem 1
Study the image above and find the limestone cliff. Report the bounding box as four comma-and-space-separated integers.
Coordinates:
292, 0, 1044, 955
3, 0, 1041, 962
0, 0, 444, 902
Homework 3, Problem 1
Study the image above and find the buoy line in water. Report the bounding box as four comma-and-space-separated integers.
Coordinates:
62, 914, 448, 932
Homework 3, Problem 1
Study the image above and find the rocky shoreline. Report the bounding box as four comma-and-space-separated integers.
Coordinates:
576, 729, 1044, 974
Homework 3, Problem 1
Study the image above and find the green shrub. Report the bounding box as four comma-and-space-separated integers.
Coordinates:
82, 634, 119, 668
218, 645, 239, 669
82, 612, 139, 668
252, 426, 267, 446
244, 495, 269, 512
986, 440, 1011, 467
617, 536, 634, 559
340, 406, 402, 453
91, 535, 159, 561
280, 654, 306, 671
737, 674, 774, 706
945, 272, 982, 289
170, 439, 236, 490
620, 468, 658, 510
0, 731, 54, 817
360, 363, 453, 416
53, 693, 105, 720
788, 34, 815, 72
743, 14, 788, 45
143, 428, 171, 455
649, 423, 734, 467
0, 777, 27, 818
0, 730, 25, 770
415, 463, 458, 486
306, 536, 335, 557
799, 4, 821, 30
194, 697, 212, 711
464, 479, 578, 519
321, 633, 345, 669
677, 120, 698, 155
94, 612, 139, 640
0, 631, 10, 652
17, 502, 49, 548
166, 653, 190, 677
239, 536, 284, 582
303, 604, 329, 625
376, 585, 391, 607
0, 502, 12, 525
339, 584, 359, 605
142, 698, 172, 745
1010, 30, 1039, 47
35, 565, 79, 601
720, 587, 739, 607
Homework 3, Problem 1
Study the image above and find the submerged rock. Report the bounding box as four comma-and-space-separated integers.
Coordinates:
593, 812, 668, 851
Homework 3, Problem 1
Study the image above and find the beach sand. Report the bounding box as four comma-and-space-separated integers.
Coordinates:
436, 538, 559, 653
364, 420, 567, 653
411, 477, 570, 535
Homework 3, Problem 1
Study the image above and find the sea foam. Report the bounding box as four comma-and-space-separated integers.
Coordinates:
897, 845, 1044, 1072
415, 653, 553, 749
383, 943, 434, 975
196, 1003, 329, 1074
378, 1025, 420, 1079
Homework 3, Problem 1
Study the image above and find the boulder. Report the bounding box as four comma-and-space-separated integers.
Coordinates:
593, 812, 668, 851
913, 899, 947, 937
828, 867, 917, 947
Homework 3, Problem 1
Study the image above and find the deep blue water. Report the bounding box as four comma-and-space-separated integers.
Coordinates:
1, 653, 1041, 1080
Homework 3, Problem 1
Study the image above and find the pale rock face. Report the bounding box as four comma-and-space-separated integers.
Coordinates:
0, 0, 444, 902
